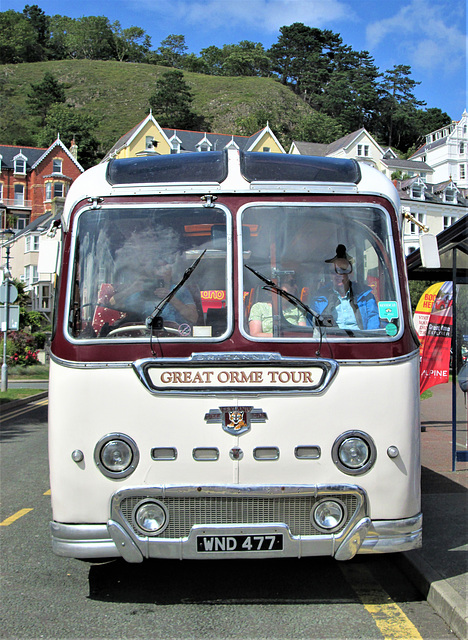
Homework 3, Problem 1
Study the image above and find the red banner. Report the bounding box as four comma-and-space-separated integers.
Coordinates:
420, 282, 453, 394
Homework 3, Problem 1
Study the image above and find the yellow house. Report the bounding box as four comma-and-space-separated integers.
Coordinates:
103, 113, 285, 160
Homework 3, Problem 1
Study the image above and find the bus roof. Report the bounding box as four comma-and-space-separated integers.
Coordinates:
62, 149, 401, 228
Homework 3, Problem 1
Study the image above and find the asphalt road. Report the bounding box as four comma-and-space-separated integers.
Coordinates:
0, 399, 454, 640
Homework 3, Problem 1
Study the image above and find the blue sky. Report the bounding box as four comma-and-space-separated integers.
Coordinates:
2, 0, 466, 121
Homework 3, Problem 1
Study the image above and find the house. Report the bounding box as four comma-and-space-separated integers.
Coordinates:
102, 113, 285, 161
290, 128, 433, 180
0, 136, 84, 232
3, 211, 60, 322
396, 177, 466, 255
409, 110, 468, 189
290, 125, 467, 255
290, 129, 385, 169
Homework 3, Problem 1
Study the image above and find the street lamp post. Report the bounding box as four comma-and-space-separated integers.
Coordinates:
1, 229, 15, 392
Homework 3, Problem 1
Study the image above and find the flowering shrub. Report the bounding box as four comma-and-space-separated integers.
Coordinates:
1, 331, 39, 367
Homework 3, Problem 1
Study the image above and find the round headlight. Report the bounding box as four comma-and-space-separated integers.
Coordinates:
94, 434, 139, 478
332, 430, 376, 475
339, 437, 369, 469
134, 500, 168, 535
312, 499, 346, 532
101, 440, 132, 472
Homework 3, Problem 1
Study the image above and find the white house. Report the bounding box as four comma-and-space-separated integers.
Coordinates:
409, 110, 468, 189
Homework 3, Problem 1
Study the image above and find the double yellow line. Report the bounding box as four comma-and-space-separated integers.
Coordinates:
0, 397, 48, 423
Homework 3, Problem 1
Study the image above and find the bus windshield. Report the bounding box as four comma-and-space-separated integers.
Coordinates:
241, 204, 400, 340
69, 205, 229, 340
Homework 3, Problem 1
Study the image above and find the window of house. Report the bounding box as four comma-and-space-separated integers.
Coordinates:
262, 147, 271, 152
14, 157, 26, 174
460, 164, 466, 180
198, 143, 210, 152
411, 183, 424, 199
444, 216, 457, 229
0, 183, 3, 201
24, 265, 38, 285
460, 143, 465, 154
445, 189, 456, 203
14, 184, 24, 205
170, 139, 181, 154
53, 182, 64, 198
410, 212, 425, 235
45, 182, 52, 201
53, 159, 62, 174
25, 235, 39, 252
145, 136, 155, 150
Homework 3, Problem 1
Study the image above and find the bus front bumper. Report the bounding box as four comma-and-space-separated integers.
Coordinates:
50, 514, 422, 563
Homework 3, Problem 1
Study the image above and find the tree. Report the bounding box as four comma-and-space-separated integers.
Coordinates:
26, 72, 67, 126
23, 4, 50, 60
111, 21, 151, 62
320, 49, 380, 132
48, 15, 116, 60
222, 41, 272, 77
156, 34, 188, 68
268, 23, 343, 104
379, 65, 426, 148
36, 103, 99, 168
295, 110, 344, 144
148, 70, 201, 129
0, 10, 41, 63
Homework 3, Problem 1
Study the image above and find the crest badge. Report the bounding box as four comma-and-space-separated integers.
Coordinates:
204, 406, 268, 436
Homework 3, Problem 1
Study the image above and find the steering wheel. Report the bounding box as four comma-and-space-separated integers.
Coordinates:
106, 322, 181, 337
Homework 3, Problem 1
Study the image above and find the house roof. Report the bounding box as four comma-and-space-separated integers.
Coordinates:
291, 128, 384, 158
0, 138, 84, 173
31, 136, 84, 173
0, 145, 47, 170
103, 112, 285, 160
381, 157, 433, 172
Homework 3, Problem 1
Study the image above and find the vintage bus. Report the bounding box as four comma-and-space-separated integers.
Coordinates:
49, 150, 422, 562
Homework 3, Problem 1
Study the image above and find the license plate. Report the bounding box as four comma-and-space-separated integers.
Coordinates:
197, 534, 283, 553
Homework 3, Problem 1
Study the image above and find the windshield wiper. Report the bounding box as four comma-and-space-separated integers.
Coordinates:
245, 264, 325, 354
146, 249, 206, 329
245, 265, 324, 325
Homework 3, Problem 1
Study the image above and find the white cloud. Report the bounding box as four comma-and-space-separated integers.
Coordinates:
366, 0, 467, 74
137, 0, 354, 33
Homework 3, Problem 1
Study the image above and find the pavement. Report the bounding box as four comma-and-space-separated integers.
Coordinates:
2, 379, 467, 638
398, 381, 467, 640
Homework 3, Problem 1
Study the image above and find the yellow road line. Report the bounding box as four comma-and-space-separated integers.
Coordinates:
0, 398, 48, 422
0, 508, 33, 527
43, 489, 51, 495
340, 563, 423, 640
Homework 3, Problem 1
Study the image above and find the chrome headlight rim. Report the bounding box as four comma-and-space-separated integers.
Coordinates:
133, 499, 169, 536
332, 430, 376, 475
312, 498, 347, 533
94, 433, 139, 478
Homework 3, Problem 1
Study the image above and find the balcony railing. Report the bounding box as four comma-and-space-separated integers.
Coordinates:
0, 198, 32, 208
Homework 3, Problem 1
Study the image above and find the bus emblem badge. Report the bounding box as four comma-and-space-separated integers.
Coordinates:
204, 406, 268, 436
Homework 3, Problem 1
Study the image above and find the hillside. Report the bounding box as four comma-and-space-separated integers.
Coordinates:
0, 60, 312, 156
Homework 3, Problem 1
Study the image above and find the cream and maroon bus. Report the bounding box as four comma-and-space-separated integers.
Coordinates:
49, 150, 421, 562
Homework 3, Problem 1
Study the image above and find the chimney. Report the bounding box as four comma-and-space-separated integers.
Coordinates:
70, 138, 78, 160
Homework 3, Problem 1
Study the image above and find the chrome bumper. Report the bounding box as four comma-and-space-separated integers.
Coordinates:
50, 484, 422, 563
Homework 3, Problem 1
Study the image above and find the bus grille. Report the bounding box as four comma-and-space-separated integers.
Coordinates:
118, 494, 359, 538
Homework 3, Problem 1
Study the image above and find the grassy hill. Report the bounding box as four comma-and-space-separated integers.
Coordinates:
0, 60, 312, 156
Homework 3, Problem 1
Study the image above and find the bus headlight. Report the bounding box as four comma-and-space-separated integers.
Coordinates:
312, 499, 347, 532
332, 431, 376, 475
134, 500, 168, 535
94, 434, 139, 478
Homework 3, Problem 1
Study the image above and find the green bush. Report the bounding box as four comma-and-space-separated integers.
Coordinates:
0, 331, 38, 366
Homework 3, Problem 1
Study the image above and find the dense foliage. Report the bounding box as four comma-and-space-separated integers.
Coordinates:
0, 5, 452, 162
